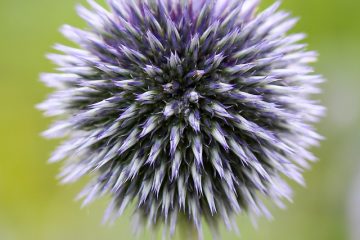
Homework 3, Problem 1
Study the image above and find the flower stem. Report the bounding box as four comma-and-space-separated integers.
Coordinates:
179, 215, 198, 240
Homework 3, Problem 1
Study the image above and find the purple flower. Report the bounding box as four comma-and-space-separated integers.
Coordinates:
39, 0, 325, 238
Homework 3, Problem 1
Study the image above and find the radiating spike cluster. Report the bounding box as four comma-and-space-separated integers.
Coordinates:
39, 0, 325, 238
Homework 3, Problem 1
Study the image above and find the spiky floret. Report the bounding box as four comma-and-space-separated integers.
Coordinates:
39, 0, 325, 238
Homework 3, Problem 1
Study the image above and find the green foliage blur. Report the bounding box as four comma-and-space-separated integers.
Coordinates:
1, 0, 359, 239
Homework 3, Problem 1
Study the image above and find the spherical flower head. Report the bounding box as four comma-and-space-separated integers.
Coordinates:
39, 0, 325, 238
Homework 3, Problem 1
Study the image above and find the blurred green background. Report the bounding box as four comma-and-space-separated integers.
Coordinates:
1, 0, 360, 239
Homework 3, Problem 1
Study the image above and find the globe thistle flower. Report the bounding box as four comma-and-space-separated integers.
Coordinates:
39, 0, 325, 238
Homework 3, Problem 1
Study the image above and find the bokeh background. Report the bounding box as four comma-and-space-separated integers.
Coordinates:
1, 0, 360, 239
